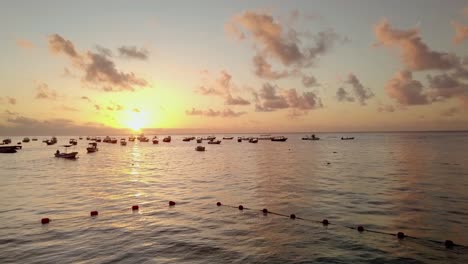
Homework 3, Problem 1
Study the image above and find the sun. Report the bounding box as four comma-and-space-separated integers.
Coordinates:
123, 110, 151, 132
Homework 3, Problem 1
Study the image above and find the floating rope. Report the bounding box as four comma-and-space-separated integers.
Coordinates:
1, 200, 463, 251
217, 202, 465, 250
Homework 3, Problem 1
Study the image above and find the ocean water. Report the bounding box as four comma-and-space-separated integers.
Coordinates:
1, 132, 467, 263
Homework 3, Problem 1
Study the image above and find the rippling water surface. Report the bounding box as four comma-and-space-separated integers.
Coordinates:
1, 132, 468, 263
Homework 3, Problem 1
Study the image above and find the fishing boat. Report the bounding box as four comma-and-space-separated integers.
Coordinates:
208, 140, 221, 144
110, 138, 118, 144
237, 137, 242, 142
341, 137, 355, 140
182, 137, 192, 142
163, 136, 171, 143
222, 137, 234, 140
196, 138, 202, 143
22, 137, 30, 143
249, 138, 258, 143
103, 136, 111, 143
195, 146, 205, 151
32, 138, 38, 141
2, 139, 12, 144
302, 134, 320, 140
120, 138, 127, 146
271, 136, 288, 142
54, 145, 78, 159
86, 142, 98, 153
140, 137, 149, 142
152, 136, 159, 144
79, 137, 83, 140
258, 135, 273, 140
96, 137, 102, 142
46, 137, 58, 145
69, 139, 78, 145
128, 136, 136, 142
0, 146, 21, 153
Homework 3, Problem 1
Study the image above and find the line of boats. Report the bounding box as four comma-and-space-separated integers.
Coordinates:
1, 134, 356, 156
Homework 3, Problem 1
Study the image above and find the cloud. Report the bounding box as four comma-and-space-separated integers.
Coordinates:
336, 87, 355, 102
81, 96, 91, 102
254, 83, 322, 112
377, 104, 396, 112
16, 39, 34, 49
374, 20, 459, 71
441, 107, 459, 117
225, 95, 250, 105
0, 115, 129, 136
452, 21, 468, 45
302, 74, 319, 88
0, 97, 17, 105
227, 11, 341, 80
59, 105, 79, 112
94, 104, 101, 110
196, 70, 250, 105
4, 109, 18, 116
252, 54, 289, 79
185, 107, 246, 117
427, 73, 468, 102
228, 11, 339, 67
118, 46, 149, 60
132, 108, 140, 112
35, 82, 58, 100
345, 73, 374, 105
385, 70, 429, 105
48, 34, 148, 92
255, 83, 289, 111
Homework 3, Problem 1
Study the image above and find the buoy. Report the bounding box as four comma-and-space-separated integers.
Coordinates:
397, 232, 405, 239
41, 218, 50, 224
357, 225, 364, 232
290, 214, 296, 219
238, 205, 244, 210
216, 202, 222, 206
90, 211, 98, 216
445, 240, 454, 248
322, 219, 329, 225
132, 205, 139, 210
262, 208, 268, 214
169, 201, 176, 206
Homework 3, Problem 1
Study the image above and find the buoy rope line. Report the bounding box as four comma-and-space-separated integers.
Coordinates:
2, 201, 465, 250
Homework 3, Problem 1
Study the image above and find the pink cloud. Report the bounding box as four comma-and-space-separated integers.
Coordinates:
16, 39, 34, 49
374, 20, 459, 71
384, 70, 429, 105
452, 21, 468, 44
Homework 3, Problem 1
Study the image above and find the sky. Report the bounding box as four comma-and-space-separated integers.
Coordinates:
1, 0, 468, 135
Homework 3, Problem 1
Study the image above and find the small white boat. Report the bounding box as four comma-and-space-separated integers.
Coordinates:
249, 138, 258, 143
55, 145, 78, 159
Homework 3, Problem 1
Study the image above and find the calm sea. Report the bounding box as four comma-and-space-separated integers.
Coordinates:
1, 132, 467, 263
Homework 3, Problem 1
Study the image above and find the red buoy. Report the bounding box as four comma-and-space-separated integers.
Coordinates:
397, 232, 405, 239
290, 214, 296, 219
169, 201, 176, 206
322, 219, 329, 225
262, 208, 268, 214
90, 211, 98, 216
238, 205, 244, 210
41, 218, 50, 224
132, 205, 139, 210
216, 202, 222, 206
357, 225, 364, 232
